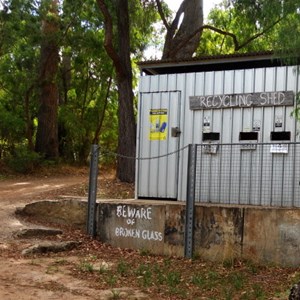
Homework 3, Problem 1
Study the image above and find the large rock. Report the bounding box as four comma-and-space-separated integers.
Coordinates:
14, 228, 63, 239
22, 240, 81, 255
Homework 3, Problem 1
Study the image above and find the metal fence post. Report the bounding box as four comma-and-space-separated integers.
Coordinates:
184, 144, 197, 259
87, 144, 99, 237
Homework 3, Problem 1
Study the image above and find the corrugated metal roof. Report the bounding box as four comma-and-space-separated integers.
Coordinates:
138, 51, 275, 66
138, 51, 289, 75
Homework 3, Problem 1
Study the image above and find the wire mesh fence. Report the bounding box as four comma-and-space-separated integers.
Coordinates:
194, 142, 300, 207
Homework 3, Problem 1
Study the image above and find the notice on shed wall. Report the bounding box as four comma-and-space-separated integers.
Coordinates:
149, 109, 168, 140
190, 91, 294, 110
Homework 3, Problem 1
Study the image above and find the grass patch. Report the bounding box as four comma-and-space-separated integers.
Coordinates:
79, 261, 94, 273
71, 249, 298, 300
116, 260, 130, 277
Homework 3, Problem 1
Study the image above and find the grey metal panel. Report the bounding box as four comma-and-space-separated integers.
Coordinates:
222, 71, 234, 144
168, 74, 178, 91
149, 75, 159, 91
177, 73, 195, 202
158, 74, 168, 91
137, 91, 181, 199
166, 92, 182, 196
292, 68, 300, 206
293, 145, 300, 206
137, 93, 151, 197
193, 73, 204, 144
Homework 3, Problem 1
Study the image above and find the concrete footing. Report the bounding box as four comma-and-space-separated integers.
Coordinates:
18, 199, 300, 266
97, 199, 300, 266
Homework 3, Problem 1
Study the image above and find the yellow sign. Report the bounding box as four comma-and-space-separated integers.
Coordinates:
149, 109, 168, 140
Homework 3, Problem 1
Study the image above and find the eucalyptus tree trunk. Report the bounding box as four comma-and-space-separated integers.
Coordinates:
115, 0, 136, 182
97, 0, 136, 183
35, 0, 59, 159
161, 0, 203, 59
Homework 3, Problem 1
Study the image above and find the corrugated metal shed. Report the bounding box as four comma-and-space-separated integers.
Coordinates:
136, 52, 300, 205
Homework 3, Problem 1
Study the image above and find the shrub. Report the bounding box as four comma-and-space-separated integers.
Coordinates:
7, 146, 42, 174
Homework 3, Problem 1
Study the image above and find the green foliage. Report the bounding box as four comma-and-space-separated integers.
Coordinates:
0, 105, 25, 145
116, 260, 130, 277
191, 273, 206, 287
0, 0, 158, 167
198, 1, 279, 55
165, 271, 181, 287
197, 0, 300, 57
6, 145, 42, 173
106, 271, 118, 287
79, 261, 94, 273
229, 272, 245, 290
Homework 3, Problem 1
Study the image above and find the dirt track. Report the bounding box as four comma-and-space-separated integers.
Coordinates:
0, 173, 129, 300
0, 176, 87, 242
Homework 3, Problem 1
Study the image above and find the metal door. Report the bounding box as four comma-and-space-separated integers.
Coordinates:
137, 91, 181, 199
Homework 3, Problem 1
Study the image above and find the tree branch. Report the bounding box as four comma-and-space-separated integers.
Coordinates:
168, 18, 282, 58
171, 0, 186, 33
96, 0, 123, 75
155, 0, 170, 30
161, 0, 188, 58
235, 18, 282, 50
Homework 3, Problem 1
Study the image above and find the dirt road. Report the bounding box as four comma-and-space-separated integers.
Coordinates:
0, 172, 142, 300
0, 175, 87, 241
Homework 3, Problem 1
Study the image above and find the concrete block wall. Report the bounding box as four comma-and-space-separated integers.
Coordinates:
96, 200, 300, 266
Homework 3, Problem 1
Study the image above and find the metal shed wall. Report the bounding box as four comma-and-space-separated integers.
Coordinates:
136, 65, 300, 202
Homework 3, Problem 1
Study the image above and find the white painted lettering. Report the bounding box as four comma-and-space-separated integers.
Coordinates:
116, 206, 123, 218
127, 207, 136, 218
115, 227, 162, 241
141, 230, 163, 241
206, 96, 212, 108
190, 91, 293, 110
200, 96, 206, 108
116, 205, 152, 221
267, 92, 272, 104
212, 96, 219, 108
246, 94, 252, 106
135, 209, 141, 219
278, 92, 285, 104
141, 208, 147, 219
260, 93, 267, 105
230, 95, 236, 107
115, 227, 120, 236
223, 95, 230, 107
114, 206, 161, 242
146, 207, 152, 219
239, 95, 247, 106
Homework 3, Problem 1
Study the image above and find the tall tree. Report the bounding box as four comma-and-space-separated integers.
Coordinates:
157, 0, 204, 59
35, 0, 60, 159
97, 0, 136, 183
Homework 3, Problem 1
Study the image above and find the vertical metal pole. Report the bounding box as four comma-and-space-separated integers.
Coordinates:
87, 144, 99, 237
185, 144, 197, 259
